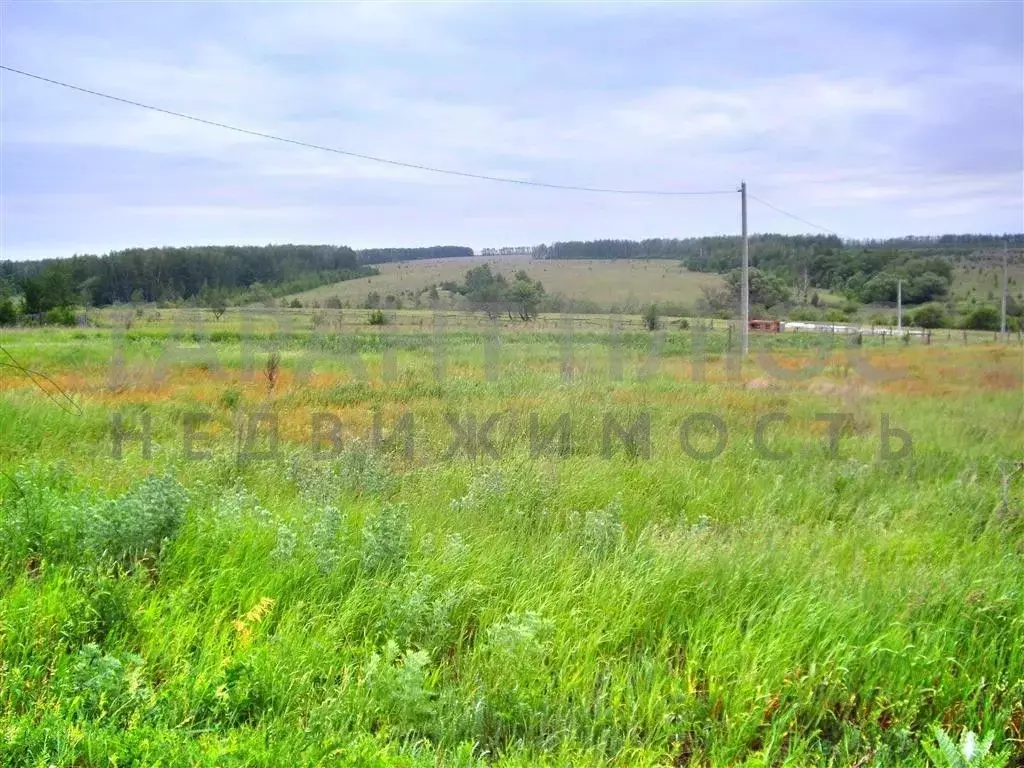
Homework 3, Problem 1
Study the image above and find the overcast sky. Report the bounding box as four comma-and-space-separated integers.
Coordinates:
1, 1, 1022, 260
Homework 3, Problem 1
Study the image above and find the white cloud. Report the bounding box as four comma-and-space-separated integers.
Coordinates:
1, 1, 1020, 257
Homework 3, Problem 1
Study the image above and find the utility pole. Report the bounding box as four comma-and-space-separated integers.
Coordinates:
740, 181, 749, 356
897, 279, 902, 331
1000, 241, 1009, 341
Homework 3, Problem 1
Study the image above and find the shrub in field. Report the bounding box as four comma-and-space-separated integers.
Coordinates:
476, 611, 555, 749
0, 470, 187, 566
913, 303, 949, 329
0, 296, 19, 325
218, 387, 241, 410
961, 306, 1000, 331
45, 306, 77, 326
361, 504, 412, 575
375, 571, 485, 650
789, 307, 823, 322
367, 309, 388, 326
288, 442, 393, 502
362, 640, 436, 735
569, 496, 624, 558
484, 611, 553, 662
80, 475, 189, 562
60, 643, 154, 724
923, 727, 1010, 767
642, 303, 660, 331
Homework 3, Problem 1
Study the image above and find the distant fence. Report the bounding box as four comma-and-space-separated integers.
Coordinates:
781, 321, 925, 337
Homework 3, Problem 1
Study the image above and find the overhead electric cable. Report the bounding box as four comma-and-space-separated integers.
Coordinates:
1, 65, 736, 197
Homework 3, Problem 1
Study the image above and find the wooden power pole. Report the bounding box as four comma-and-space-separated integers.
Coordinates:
1001, 241, 1009, 341
740, 181, 749, 356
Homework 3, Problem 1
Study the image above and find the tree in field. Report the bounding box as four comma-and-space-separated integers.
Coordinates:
725, 268, 791, 310
210, 294, 228, 320
0, 297, 18, 325
21, 264, 75, 316
912, 303, 948, 329
462, 264, 509, 319
507, 271, 545, 320
642, 304, 660, 331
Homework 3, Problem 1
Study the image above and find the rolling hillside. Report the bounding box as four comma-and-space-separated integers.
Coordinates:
283, 255, 725, 311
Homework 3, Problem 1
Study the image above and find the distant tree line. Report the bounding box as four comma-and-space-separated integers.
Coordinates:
0, 244, 380, 310
534, 234, 1008, 306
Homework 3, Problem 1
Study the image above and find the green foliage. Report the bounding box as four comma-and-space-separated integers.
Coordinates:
922, 727, 1010, 767
912, 303, 949, 329
361, 503, 411, 575
362, 641, 436, 733
642, 303, 660, 331
2, 318, 1023, 766
725, 267, 791, 309
452, 264, 545, 321
789, 307, 823, 322
44, 306, 77, 326
0, 471, 188, 566
3, 244, 374, 307
0, 296, 20, 325
367, 309, 388, 326
961, 306, 1001, 331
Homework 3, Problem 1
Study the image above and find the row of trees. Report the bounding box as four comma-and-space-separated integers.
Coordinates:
536, 236, 967, 306
0, 245, 376, 310
0, 244, 476, 316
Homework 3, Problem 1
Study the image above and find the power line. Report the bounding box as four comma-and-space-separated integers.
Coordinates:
0, 344, 83, 416
748, 193, 839, 236
0, 64, 737, 198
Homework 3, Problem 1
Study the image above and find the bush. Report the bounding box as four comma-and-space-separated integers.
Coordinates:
825, 309, 847, 323
912, 303, 948, 329
961, 306, 1000, 331
367, 309, 388, 326
641, 304, 660, 331
789, 307, 823, 322
45, 306, 77, 326
288, 299, 303, 309
361, 504, 411, 575
0, 471, 188, 566
0, 297, 19, 325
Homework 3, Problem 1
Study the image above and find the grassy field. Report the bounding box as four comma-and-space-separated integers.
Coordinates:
1, 308, 1023, 766
285, 256, 725, 312
951, 262, 1024, 305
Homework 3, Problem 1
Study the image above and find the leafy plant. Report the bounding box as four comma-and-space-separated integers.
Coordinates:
922, 727, 1009, 767
361, 503, 411, 575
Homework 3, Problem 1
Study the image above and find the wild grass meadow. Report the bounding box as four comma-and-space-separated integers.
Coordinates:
1, 308, 1022, 766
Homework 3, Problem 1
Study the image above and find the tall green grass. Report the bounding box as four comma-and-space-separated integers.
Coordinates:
1, 324, 1021, 766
